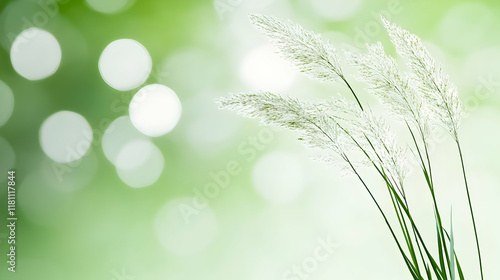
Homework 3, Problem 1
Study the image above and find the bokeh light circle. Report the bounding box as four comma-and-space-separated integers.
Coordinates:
40, 111, 93, 163
154, 197, 218, 256
115, 139, 164, 188
86, 0, 134, 14
10, 27, 61, 80
0, 81, 14, 127
102, 116, 148, 165
98, 39, 152, 91
252, 151, 306, 203
129, 84, 182, 137
240, 45, 296, 92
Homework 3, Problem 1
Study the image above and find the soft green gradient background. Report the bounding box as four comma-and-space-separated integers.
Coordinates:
0, 0, 499, 279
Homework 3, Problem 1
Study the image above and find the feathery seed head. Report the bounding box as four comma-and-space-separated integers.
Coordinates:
249, 14, 344, 83
322, 96, 408, 185
215, 92, 348, 155
347, 41, 429, 136
382, 16, 463, 140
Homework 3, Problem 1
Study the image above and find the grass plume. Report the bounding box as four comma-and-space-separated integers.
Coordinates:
217, 14, 483, 280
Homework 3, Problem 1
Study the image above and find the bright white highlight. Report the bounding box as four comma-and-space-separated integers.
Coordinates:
39, 111, 93, 163
10, 28, 61, 80
252, 151, 305, 203
240, 45, 296, 92
98, 39, 152, 91
129, 84, 182, 137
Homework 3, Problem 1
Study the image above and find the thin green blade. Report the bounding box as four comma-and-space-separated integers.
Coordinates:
449, 209, 455, 280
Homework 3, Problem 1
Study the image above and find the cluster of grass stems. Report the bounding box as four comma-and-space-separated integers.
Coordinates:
216, 14, 484, 280
347, 116, 478, 280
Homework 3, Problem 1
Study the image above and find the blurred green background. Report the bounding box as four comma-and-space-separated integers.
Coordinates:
0, 0, 499, 279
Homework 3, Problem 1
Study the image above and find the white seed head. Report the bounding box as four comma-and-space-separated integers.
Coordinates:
215, 92, 347, 155
249, 14, 344, 83
382, 17, 463, 140
347, 42, 429, 136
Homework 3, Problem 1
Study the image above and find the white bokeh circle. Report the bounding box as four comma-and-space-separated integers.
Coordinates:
39, 111, 93, 163
154, 197, 218, 256
10, 27, 61, 80
0, 80, 14, 127
129, 84, 182, 137
115, 139, 164, 188
240, 45, 296, 92
98, 39, 152, 91
252, 151, 306, 203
